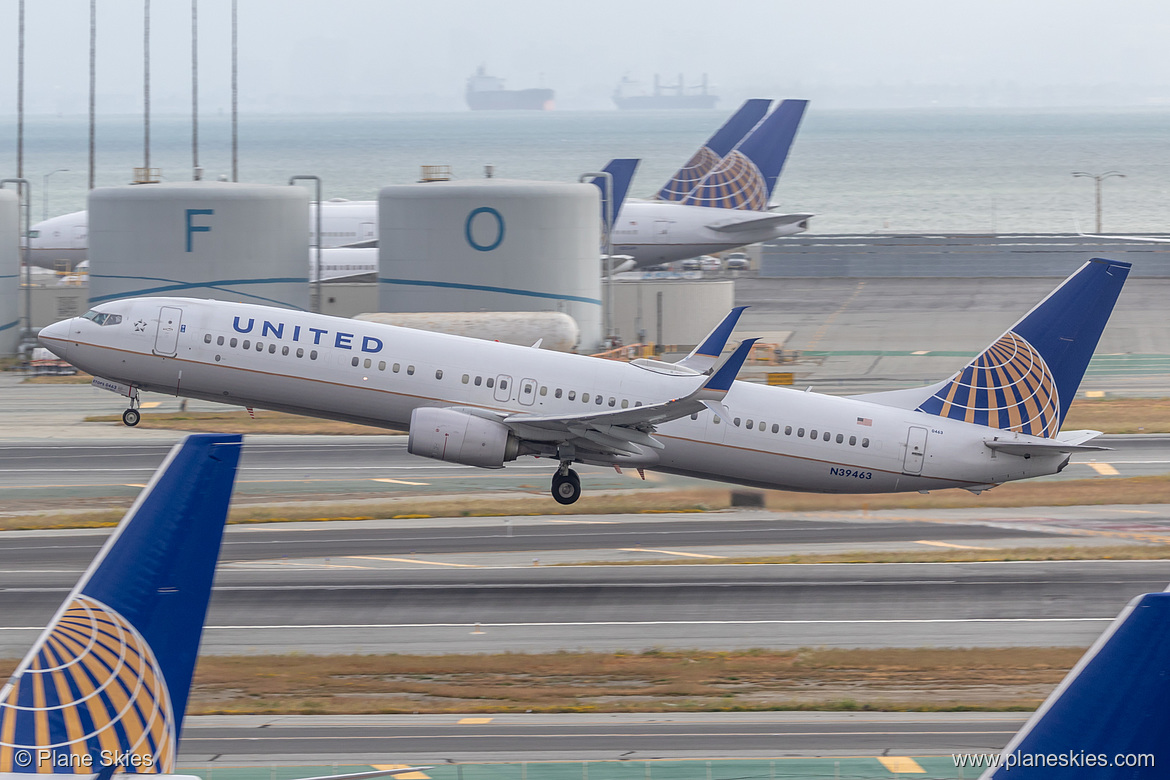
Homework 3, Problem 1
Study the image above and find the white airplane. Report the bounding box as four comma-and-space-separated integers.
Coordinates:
39, 258, 1128, 505
610, 99, 813, 267
0, 432, 427, 780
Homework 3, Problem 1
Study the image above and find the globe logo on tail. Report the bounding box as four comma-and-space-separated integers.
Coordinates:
683, 150, 769, 211
916, 331, 1060, 438
657, 146, 721, 202
0, 595, 176, 774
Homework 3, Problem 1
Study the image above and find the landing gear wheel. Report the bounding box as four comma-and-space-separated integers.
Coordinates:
551, 469, 581, 505
122, 408, 141, 427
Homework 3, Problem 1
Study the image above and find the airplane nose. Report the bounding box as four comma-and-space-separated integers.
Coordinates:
38, 319, 72, 359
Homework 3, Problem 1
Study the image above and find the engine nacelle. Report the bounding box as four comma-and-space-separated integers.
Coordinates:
407, 407, 520, 469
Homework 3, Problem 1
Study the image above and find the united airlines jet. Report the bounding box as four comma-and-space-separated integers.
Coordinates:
38, 259, 1128, 505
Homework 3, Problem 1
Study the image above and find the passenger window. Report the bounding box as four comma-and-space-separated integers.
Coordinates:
714, 416, 721, 424
255, 342, 263, 352
862, 438, 870, 448
555, 388, 563, 398
230, 338, 238, 348
499, 378, 507, 389
772, 424, 779, 433
621, 399, 629, 409
582, 392, 589, 403
204, 334, 212, 344
378, 361, 385, 370
296, 347, 304, 358
746, 420, 754, 430
242, 340, 250, 349
836, 433, 844, 443
269, 344, 277, 354
690, 413, 698, 420
217, 335, 224, 346
596, 395, 604, 405
823, 431, 831, 442
366, 358, 373, 369
474, 375, 481, 385
393, 363, 401, 373
797, 428, 805, 437
810, 429, 818, 439
462, 374, 470, 384
407, 365, 415, 376
568, 391, 576, 401
734, 418, 741, 427
849, 435, 857, 445
608, 397, 616, 407
540, 386, 548, 396
436, 369, 443, 379
351, 357, 360, 367
282, 346, 290, 356
487, 377, 494, 388
785, 425, 792, 435
635, 401, 642, 407
310, 350, 318, 360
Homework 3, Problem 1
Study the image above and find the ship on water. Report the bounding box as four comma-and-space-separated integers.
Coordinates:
613, 73, 719, 110
466, 66, 555, 111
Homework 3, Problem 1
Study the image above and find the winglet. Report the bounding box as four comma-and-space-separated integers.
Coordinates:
677, 306, 749, 374
700, 338, 759, 395
979, 591, 1170, 779
0, 433, 243, 775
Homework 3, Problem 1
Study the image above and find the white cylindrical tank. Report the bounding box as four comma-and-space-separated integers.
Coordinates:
607, 279, 736, 347
88, 182, 309, 310
378, 180, 602, 352
353, 311, 580, 352
0, 189, 19, 356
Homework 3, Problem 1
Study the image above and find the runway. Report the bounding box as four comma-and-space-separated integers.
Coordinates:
176, 712, 1029, 763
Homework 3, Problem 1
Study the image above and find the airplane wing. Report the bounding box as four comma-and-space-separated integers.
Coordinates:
706, 212, 813, 234
500, 338, 758, 457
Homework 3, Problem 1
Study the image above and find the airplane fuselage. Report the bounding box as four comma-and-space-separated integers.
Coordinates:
42, 297, 1067, 496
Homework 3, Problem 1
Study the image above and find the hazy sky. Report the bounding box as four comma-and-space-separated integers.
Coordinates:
4, 0, 1170, 113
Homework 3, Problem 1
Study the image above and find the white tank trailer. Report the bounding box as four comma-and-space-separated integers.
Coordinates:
0, 189, 19, 356
353, 311, 580, 352
377, 180, 602, 352
88, 182, 310, 310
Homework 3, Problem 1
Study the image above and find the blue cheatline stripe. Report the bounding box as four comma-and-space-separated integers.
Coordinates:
88, 274, 309, 309
378, 277, 602, 306
0, 274, 18, 279
0, 320, 17, 332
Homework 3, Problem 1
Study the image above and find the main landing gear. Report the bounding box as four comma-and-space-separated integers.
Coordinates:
551, 463, 581, 505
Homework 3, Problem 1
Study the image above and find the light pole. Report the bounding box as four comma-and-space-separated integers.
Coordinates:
42, 168, 69, 221
1072, 170, 1125, 233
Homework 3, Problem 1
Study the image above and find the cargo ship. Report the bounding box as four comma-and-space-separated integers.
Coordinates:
466, 66, 555, 111
613, 74, 719, 110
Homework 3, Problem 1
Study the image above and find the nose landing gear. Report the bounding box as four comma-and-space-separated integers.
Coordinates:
551, 462, 581, 505
122, 388, 142, 427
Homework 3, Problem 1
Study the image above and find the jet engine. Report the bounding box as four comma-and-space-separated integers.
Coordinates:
407, 407, 520, 469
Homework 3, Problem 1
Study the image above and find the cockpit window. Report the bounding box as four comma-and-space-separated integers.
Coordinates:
81, 310, 122, 326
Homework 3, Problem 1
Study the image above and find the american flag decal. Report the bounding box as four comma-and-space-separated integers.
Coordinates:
856, 417, 873, 426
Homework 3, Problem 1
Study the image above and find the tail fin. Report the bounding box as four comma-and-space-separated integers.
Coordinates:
915, 258, 1130, 438
590, 158, 640, 231
681, 99, 808, 211
655, 99, 771, 202
0, 433, 243, 774
980, 590, 1170, 779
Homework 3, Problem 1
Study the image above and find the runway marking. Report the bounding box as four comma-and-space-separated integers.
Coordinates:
878, 756, 925, 773
620, 548, 725, 559
457, 718, 494, 724
914, 540, 995, 550
1115, 509, 1156, 514
193, 617, 1115, 630
911, 350, 930, 356
373, 478, 430, 486
1087, 462, 1121, 476
140, 401, 162, 408
123, 484, 147, 488
348, 555, 479, 568
546, 519, 617, 524
371, 765, 430, 779
226, 560, 375, 570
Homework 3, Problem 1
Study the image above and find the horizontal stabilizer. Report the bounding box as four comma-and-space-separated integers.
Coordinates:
981, 591, 1170, 778
984, 438, 1109, 457
707, 212, 814, 234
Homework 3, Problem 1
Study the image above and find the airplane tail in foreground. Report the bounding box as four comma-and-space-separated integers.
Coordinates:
590, 158, 640, 230
681, 99, 808, 211
655, 99, 771, 202
914, 258, 1130, 437
0, 434, 243, 774
978, 590, 1169, 778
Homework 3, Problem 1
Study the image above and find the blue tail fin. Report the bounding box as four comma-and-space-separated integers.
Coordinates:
590, 158, 640, 231
0, 433, 243, 774
981, 590, 1170, 778
655, 99, 771, 202
682, 99, 808, 211
917, 258, 1130, 438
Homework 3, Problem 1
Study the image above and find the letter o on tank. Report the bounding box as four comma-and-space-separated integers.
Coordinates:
465, 207, 505, 252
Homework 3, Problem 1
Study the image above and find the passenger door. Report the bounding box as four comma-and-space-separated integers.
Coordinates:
903, 426, 929, 474
518, 378, 537, 406
493, 374, 513, 403
153, 306, 183, 356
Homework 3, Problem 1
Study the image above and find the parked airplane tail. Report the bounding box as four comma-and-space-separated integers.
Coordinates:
590, 158, 640, 230
681, 99, 808, 211
912, 258, 1131, 437
655, 98, 771, 202
979, 590, 1169, 779
0, 434, 243, 774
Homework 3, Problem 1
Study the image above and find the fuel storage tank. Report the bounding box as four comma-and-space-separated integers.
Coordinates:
377, 180, 602, 352
88, 181, 309, 310
0, 189, 18, 356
